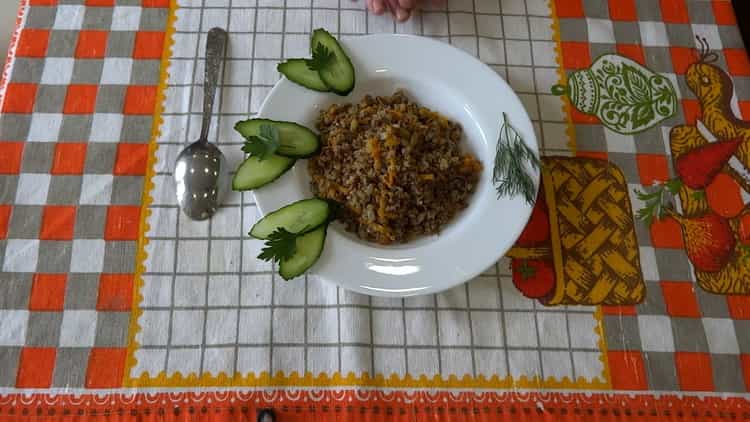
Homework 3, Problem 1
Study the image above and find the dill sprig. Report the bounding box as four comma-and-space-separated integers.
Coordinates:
493, 112, 540, 205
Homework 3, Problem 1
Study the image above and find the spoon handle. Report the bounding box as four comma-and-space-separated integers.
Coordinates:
200, 27, 228, 142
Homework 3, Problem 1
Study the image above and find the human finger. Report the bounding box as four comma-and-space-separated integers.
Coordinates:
398, 0, 416, 9
386, 0, 411, 21
370, 0, 386, 14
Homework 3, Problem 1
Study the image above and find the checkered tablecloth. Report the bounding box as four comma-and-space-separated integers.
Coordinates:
554, 0, 750, 393
0, 0, 166, 388
1, 0, 750, 419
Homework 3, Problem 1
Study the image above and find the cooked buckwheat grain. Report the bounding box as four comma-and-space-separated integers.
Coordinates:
309, 90, 482, 244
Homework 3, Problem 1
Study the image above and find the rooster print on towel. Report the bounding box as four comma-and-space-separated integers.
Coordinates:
636, 40, 750, 295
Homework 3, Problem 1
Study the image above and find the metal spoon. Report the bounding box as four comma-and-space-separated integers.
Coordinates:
174, 27, 229, 220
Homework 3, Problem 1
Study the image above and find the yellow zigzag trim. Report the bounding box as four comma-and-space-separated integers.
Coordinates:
127, 370, 610, 389
122, 0, 178, 387
547, 0, 611, 388
594, 306, 612, 388
123, 0, 611, 390
548, 0, 577, 154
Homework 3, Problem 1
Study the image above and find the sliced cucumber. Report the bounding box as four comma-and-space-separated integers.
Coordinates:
279, 224, 327, 280
235, 118, 320, 158
250, 198, 330, 239
232, 154, 295, 191
310, 28, 355, 96
278, 59, 330, 92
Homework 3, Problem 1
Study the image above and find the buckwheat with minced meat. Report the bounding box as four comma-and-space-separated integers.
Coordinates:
309, 90, 482, 245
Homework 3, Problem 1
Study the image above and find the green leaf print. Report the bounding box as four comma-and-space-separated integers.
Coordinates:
554, 54, 678, 135
632, 103, 656, 132
622, 63, 651, 104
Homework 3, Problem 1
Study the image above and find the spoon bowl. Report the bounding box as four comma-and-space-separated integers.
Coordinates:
174, 140, 229, 220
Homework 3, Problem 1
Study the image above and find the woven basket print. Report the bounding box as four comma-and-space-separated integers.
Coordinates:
542, 157, 645, 305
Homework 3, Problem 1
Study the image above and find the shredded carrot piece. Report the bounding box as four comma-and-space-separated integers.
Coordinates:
367, 138, 381, 170
384, 130, 398, 186
460, 155, 482, 173
386, 165, 397, 186
369, 222, 395, 242
377, 192, 388, 222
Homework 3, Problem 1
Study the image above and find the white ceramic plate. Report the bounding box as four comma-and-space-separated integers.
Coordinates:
254, 34, 539, 297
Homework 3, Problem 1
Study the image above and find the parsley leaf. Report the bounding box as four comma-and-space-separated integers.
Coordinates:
306, 43, 336, 71
634, 178, 681, 226
257, 228, 298, 263
664, 178, 683, 195
634, 188, 663, 226
241, 123, 280, 161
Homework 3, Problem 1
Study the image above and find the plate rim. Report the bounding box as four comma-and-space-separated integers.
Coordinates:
254, 33, 540, 297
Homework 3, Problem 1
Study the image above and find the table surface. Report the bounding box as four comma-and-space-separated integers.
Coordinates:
1, 0, 750, 419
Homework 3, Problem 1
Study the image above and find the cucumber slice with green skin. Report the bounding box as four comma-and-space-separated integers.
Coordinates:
250, 198, 330, 239
310, 28, 355, 96
279, 224, 327, 280
277, 59, 330, 92
231, 154, 295, 191
235, 118, 320, 158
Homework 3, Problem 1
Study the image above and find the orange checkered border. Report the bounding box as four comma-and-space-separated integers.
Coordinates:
12, 273, 134, 389
0, 0, 171, 389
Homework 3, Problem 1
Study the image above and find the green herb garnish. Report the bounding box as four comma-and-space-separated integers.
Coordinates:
242, 123, 280, 161
691, 190, 706, 200
257, 227, 299, 263
634, 179, 682, 225
518, 260, 536, 280
493, 113, 540, 205
306, 43, 335, 71
740, 244, 750, 263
